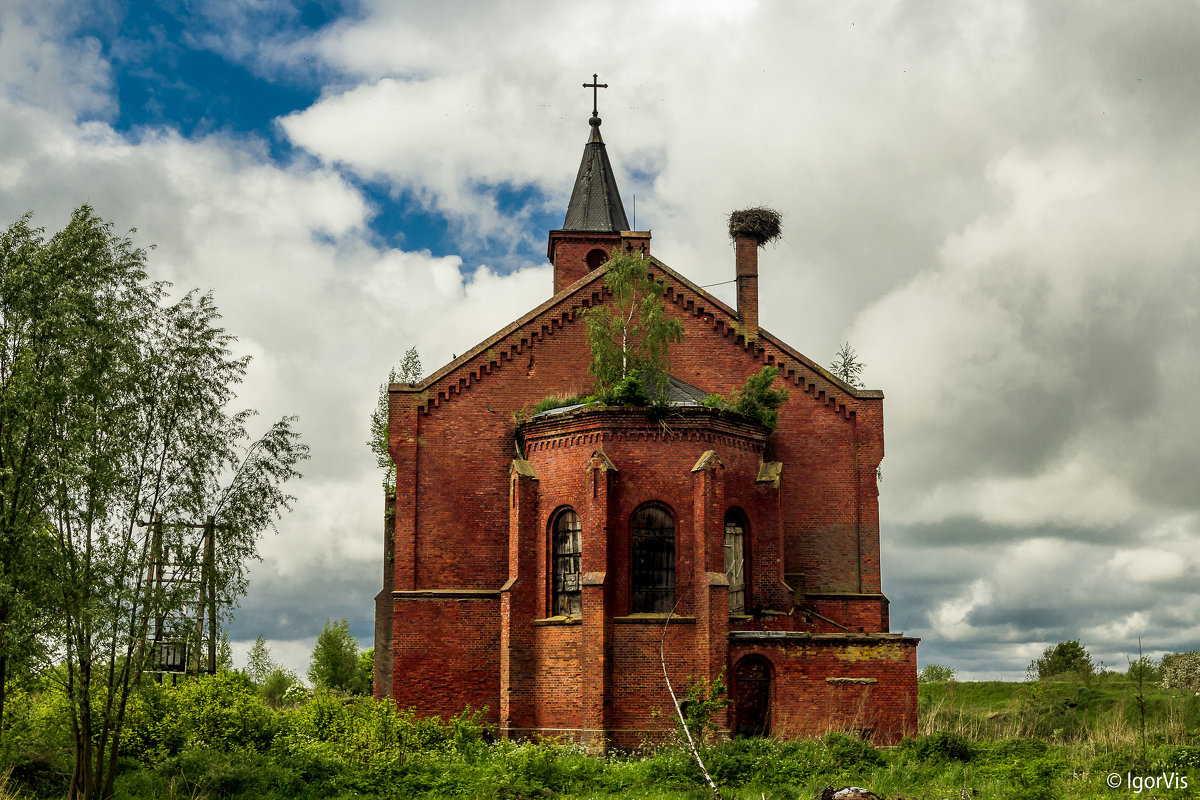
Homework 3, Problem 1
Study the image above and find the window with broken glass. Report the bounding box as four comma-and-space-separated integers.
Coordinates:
552, 509, 582, 616
632, 504, 675, 613
724, 510, 746, 614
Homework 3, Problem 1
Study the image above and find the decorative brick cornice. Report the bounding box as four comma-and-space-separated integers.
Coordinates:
519, 406, 768, 455
393, 589, 502, 599
730, 631, 920, 646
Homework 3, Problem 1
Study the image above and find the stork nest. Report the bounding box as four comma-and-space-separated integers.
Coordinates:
728, 206, 783, 246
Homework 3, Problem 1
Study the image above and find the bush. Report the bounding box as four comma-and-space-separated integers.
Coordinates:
703, 365, 790, 430
919, 664, 956, 683
707, 737, 785, 787
900, 733, 974, 763
1161, 650, 1200, 692
261, 667, 301, 707
820, 732, 884, 769
593, 371, 652, 407
676, 671, 730, 746
175, 672, 277, 752
1127, 654, 1162, 686
121, 680, 186, 764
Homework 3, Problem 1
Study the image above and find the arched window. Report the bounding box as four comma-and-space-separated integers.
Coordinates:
724, 510, 746, 614
632, 505, 675, 613
552, 509, 582, 616
585, 248, 607, 270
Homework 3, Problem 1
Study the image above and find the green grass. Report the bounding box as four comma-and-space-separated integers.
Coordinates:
4, 675, 1200, 798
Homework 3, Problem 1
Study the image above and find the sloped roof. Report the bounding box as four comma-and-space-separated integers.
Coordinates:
528, 375, 710, 420
394, 256, 880, 423
562, 119, 630, 232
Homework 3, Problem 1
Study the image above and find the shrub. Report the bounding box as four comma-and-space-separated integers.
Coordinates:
1161, 650, 1200, 692
919, 664, 956, 683
821, 732, 885, 769
676, 671, 730, 746
261, 667, 301, 707
1127, 654, 1162, 686
900, 733, 974, 763
1160, 746, 1200, 771
704, 365, 790, 430
121, 680, 186, 764
594, 370, 653, 407
707, 737, 783, 787
175, 672, 277, 752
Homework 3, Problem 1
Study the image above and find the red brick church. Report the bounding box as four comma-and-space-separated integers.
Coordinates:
374, 87, 918, 747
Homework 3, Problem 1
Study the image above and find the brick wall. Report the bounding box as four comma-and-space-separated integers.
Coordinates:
730, 634, 918, 744
381, 252, 908, 742
391, 595, 500, 723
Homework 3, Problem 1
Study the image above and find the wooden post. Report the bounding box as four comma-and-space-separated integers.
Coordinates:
151, 515, 163, 682
205, 515, 217, 674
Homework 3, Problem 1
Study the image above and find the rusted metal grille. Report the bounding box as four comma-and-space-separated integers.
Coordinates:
632, 505, 675, 613
553, 509, 582, 616
724, 513, 745, 614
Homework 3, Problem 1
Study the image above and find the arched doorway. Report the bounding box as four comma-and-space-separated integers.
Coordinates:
733, 655, 772, 736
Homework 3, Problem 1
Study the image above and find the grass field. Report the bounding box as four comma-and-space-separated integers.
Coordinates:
2, 673, 1198, 799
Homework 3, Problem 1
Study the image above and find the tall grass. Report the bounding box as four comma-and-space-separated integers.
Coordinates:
2, 674, 1198, 798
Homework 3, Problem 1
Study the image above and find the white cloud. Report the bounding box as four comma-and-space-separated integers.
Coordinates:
0, 1, 113, 120
1107, 550, 1187, 584
0, 32, 552, 650
5, 0, 1200, 675
929, 579, 993, 642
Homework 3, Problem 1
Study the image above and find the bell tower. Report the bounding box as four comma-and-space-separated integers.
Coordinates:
547, 74, 650, 294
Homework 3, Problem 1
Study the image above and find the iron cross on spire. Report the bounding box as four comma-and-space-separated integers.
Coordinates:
583, 73, 608, 118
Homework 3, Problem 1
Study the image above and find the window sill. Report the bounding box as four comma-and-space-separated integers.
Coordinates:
730, 614, 753, 623
532, 616, 582, 626
613, 614, 696, 624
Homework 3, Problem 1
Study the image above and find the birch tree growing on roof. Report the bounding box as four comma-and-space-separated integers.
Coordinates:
585, 250, 683, 405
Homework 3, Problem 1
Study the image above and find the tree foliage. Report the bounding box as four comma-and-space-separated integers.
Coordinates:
919, 664, 957, 683
307, 617, 364, 694
829, 341, 866, 389
586, 251, 683, 405
368, 346, 421, 492
1032, 640, 1095, 680
702, 366, 790, 431
1161, 650, 1200, 692
261, 667, 301, 707
245, 634, 277, 685
358, 647, 375, 695
0, 206, 308, 799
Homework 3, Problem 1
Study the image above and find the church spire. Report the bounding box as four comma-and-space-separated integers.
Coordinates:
562, 74, 629, 232
548, 75, 647, 295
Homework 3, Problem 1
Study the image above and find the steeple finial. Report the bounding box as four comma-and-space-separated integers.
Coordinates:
583, 73, 607, 126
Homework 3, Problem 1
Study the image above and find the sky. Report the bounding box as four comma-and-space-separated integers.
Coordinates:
1, 0, 1197, 681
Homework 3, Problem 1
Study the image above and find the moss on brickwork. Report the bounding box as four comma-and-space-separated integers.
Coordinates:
836, 642, 911, 663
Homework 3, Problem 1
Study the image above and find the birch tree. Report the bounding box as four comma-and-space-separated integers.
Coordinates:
1, 206, 309, 799
585, 251, 683, 404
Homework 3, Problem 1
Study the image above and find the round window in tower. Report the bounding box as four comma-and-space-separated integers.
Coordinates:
585, 248, 607, 270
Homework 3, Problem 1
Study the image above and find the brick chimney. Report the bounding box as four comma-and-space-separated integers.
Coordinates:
735, 234, 758, 337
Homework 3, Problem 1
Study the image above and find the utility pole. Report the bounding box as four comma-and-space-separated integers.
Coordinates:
139, 515, 226, 678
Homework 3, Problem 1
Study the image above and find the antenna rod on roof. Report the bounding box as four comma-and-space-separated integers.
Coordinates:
632, 194, 636, 231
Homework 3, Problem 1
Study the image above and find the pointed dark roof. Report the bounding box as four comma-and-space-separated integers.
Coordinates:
562, 117, 630, 232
